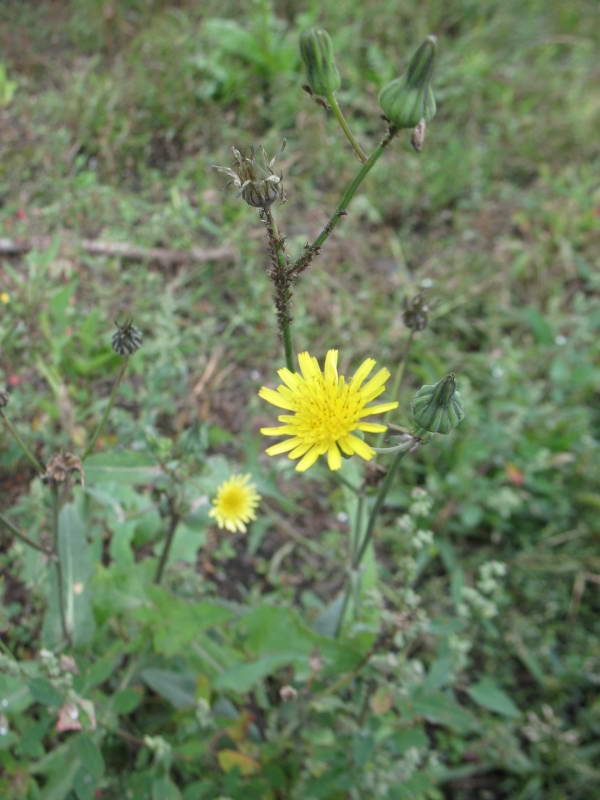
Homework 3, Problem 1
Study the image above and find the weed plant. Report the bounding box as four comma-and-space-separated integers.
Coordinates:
1, 1, 599, 799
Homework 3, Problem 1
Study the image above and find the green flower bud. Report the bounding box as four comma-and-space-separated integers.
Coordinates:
379, 36, 437, 129
300, 28, 341, 97
411, 373, 464, 434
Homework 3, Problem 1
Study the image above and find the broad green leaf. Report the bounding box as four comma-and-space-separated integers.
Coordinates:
28, 678, 63, 707
43, 501, 95, 647
140, 668, 196, 708
0, 674, 33, 713
467, 677, 521, 718
411, 689, 479, 733
84, 451, 165, 486
214, 653, 293, 693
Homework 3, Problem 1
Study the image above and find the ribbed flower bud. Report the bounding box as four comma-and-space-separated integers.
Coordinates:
300, 28, 341, 97
411, 373, 464, 434
379, 36, 437, 129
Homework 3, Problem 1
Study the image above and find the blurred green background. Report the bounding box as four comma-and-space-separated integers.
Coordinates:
1, 0, 599, 797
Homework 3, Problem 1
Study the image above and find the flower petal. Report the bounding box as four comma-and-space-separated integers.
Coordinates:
260, 425, 296, 436
358, 401, 399, 417
359, 368, 392, 401
258, 387, 295, 410
356, 422, 387, 433
327, 442, 342, 470
265, 437, 304, 455
350, 358, 376, 390
341, 434, 374, 461
296, 443, 326, 472
324, 350, 339, 382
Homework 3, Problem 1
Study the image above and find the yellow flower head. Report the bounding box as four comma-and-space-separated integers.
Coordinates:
259, 349, 399, 472
0, 292, 10, 304
209, 474, 261, 533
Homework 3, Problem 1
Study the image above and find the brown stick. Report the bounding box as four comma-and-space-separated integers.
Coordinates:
0, 237, 234, 266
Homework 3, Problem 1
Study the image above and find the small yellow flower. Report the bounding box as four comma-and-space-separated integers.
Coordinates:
0, 292, 10, 304
209, 474, 261, 533
259, 349, 399, 472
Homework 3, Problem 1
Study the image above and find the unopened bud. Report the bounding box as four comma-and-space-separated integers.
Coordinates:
411, 373, 464, 434
300, 28, 341, 98
379, 36, 437, 130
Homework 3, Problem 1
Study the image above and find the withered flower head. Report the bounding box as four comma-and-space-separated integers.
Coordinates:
0, 389, 9, 408
43, 452, 85, 487
213, 143, 286, 209
112, 319, 142, 356
402, 293, 429, 331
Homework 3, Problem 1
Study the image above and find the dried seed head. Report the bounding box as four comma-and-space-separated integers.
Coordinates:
213, 143, 286, 209
402, 293, 429, 331
0, 389, 9, 408
43, 452, 85, 487
112, 319, 142, 356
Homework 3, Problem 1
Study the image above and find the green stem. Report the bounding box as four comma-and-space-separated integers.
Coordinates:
327, 93, 368, 163
51, 485, 71, 647
301, 127, 397, 259
83, 357, 129, 460
263, 207, 294, 371
1, 409, 45, 474
0, 512, 53, 556
154, 497, 181, 585
375, 329, 415, 448
335, 449, 409, 636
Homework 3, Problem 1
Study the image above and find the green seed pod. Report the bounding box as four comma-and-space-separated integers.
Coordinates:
379, 36, 437, 129
300, 28, 341, 97
411, 373, 464, 434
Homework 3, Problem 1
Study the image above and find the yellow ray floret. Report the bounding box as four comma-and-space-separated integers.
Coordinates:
209, 474, 261, 533
258, 349, 399, 472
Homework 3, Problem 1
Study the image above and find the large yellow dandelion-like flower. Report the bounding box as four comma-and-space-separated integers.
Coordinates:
209, 474, 261, 533
259, 349, 399, 472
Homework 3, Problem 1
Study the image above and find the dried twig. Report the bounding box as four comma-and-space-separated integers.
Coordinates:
0, 237, 234, 266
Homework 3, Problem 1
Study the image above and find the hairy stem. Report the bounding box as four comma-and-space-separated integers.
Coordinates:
0, 512, 53, 556
327, 93, 368, 163
83, 357, 129, 460
262, 206, 294, 371
154, 496, 181, 585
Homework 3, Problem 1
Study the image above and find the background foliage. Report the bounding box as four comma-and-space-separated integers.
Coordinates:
1, 0, 599, 798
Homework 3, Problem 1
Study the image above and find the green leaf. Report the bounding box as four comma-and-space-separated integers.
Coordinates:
113, 687, 144, 714
214, 653, 293, 693
411, 689, 479, 733
28, 678, 63, 707
467, 677, 521, 718
74, 734, 104, 778
84, 451, 165, 486
140, 668, 196, 708
43, 501, 95, 647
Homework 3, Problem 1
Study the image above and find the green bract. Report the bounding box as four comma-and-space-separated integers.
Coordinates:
411, 373, 464, 434
300, 27, 341, 97
379, 36, 437, 129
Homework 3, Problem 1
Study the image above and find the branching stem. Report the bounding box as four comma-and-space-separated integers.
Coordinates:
83, 357, 129, 460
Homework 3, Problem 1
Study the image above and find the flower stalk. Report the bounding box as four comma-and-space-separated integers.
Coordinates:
83, 357, 129, 460
0, 408, 45, 474
0, 512, 53, 556
262, 207, 294, 371
335, 447, 411, 636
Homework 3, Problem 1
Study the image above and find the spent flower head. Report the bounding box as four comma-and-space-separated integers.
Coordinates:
112, 319, 142, 356
209, 474, 261, 533
259, 349, 399, 472
213, 143, 285, 209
